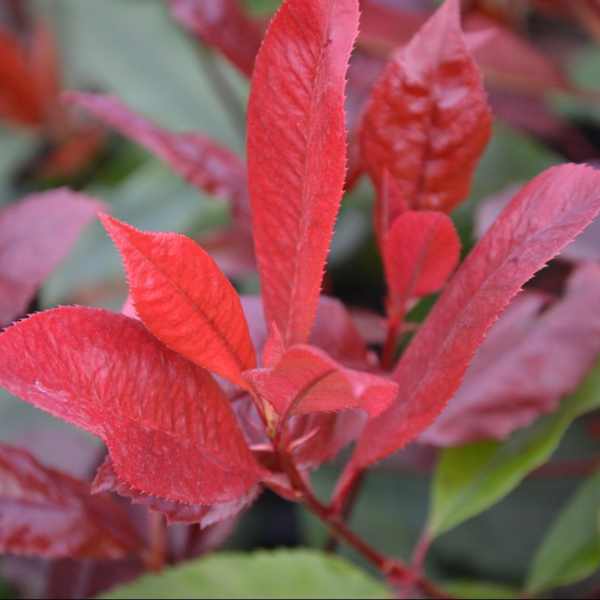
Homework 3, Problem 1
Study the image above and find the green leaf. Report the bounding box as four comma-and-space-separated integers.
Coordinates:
526, 469, 600, 594
99, 549, 391, 599
442, 580, 520, 599
428, 362, 600, 538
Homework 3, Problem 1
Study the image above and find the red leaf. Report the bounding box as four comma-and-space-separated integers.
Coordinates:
375, 169, 408, 245
101, 215, 256, 387
169, 0, 262, 78
246, 0, 359, 347
240, 295, 375, 370
421, 263, 600, 446
0, 443, 140, 560
65, 93, 250, 227
0, 307, 262, 505
0, 189, 104, 325
244, 345, 397, 421
360, 0, 492, 213
383, 210, 460, 317
93, 457, 260, 528
337, 164, 600, 500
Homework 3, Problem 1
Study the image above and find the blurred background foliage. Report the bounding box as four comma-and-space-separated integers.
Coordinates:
0, 0, 599, 598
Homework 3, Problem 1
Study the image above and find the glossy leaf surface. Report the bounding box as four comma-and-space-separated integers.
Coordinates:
247, 0, 359, 347
0, 307, 262, 505
339, 165, 600, 499
102, 215, 256, 387
360, 0, 492, 213
244, 344, 397, 420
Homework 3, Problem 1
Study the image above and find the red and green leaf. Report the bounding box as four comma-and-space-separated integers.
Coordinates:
246, 0, 359, 348
336, 164, 600, 503
0, 444, 141, 560
101, 215, 256, 387
0, 189, 104, 325
0, 307, 262, 505
360, 0, 492, 216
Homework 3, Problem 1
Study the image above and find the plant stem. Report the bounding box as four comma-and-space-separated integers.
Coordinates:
381, 316, 400, 371
277, 452, 455, 599
324, 470, 366, 553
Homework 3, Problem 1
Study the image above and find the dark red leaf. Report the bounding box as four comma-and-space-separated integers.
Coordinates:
0, 307, 263, 505
465, 14, 567, 95
360, 0, 492, 213
421, 263, 600, 446
383, 210, 460, 318
337, 164, 600, 501
101, 215, 256, 387
93, 457, 260, 528
0, 189, 104, 326
246, 0, 359, 347
244, 344, 397, 420
65, 93, 250, 227
169, 0, 262, 78
0, 443, 140, 560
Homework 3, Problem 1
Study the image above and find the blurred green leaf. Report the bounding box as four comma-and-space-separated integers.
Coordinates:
526, 469, 600, 594
55, 0, 247, 151
100, 549, 391, 599
428, 361, 600, 538
442, 580, 520, 599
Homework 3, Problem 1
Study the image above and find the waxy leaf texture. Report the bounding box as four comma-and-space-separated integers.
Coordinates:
0, 308, 262, 505
360, 0, 492, 213
0, 444, 140, 560
422, 264, 600, 446
102, 215, 256, 387
246, 0, 359, 348
337, 164, 600, 500
66, 93, 250, 226
244, 344, 397, 421
169, 0, 262, 78
0, 189, 104, 325
383, 210, 460, 317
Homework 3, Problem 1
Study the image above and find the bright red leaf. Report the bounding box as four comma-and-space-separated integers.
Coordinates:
65, 93, 250, 227
360, 0, 492, 213
0, 189, 104, 326
246, 0, 359, 348
421, 263, 600, 446
169, 0, 262, 78
336, 164, 600, 503
101, 215, 256, 387
383, 210, 460, 318
93, 457, 260, 528
0, 307, 263, 505
244, 344, 397, 422
0, 443, 140, 560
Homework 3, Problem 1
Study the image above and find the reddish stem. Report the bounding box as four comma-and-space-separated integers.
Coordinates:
148, 511, 167, 571
276, 451, 455, 600
381, 316, 400, 371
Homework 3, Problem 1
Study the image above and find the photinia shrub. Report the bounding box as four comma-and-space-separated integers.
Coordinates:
1, 0, 600, 598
